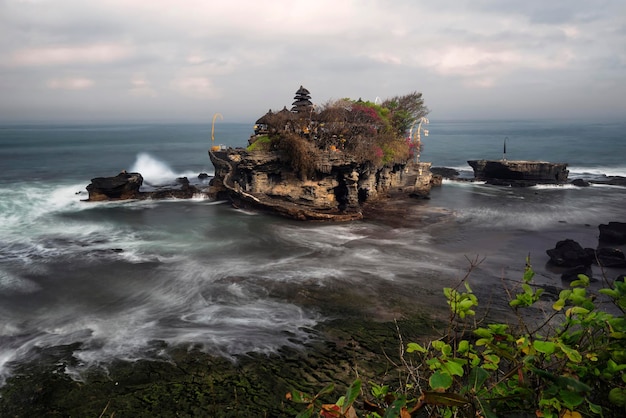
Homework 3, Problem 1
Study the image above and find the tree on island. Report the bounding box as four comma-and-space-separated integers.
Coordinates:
249, 87, 430, 176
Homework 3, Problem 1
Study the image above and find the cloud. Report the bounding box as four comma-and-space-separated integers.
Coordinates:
9, 43, 133, 67
0, 0, 624, 121
46, 77, 94, 90
129, 75, 157, 97
170, 76, 220, 99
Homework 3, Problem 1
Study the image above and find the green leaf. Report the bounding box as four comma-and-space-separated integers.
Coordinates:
383, 396, 407, 418
317, 383, 335, 397
468, 367, 490, 392
295, 405, 314, 418
290, 390, 312, 404
458, 339, 470, 354
474, 328, 492, 338
533, 340, 556, 355
369, 382, 389, 398
587, 400, 603, 414
600, 288, 620, 298
523, 264, 535, 283
407, 342, 427, 353
432, 340, 445, 351
570, 274, 590, 287
609, 388, 626, 407
464, 281, 473, 293
558, 342, 583, 363
429, 370, 453, 390
553, 298, 566, 311
559, 389, 585, 409
342, 379, 361, 413
442, 359, 464, 377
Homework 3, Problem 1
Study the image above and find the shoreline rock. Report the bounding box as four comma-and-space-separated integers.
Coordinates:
468, 159, 569, 186
85, 172, 204, 201
208, 149, 434, 221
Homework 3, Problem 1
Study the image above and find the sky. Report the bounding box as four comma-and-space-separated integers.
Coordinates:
1, 0, 625, 123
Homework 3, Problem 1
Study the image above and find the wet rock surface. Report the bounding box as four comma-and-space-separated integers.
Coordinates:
85, 172, 203, 201
467, 159, 569, 186
0, 316, 441, 417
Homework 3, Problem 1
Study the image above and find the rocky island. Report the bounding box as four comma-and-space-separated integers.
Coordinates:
208, 86, 434, 220
468, 159, 569, 186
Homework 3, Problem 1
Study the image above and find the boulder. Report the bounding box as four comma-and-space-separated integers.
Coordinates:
599, 222, 626, 244
431, 167, 460, 179
546, 239, 593, 267
594, 247, 626, 268
561, 265, 593, 283
86, 172, 143, 201
86, 172, 203, 202
571, 178, 590, 187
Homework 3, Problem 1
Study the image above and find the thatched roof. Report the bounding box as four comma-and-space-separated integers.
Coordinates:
255, 109, 273, 124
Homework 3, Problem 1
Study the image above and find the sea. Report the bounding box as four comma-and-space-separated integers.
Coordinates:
1, 119, 625, 385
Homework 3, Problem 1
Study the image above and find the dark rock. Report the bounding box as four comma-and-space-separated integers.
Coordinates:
546, 239, 593, 267
468, 160, 568, 186
599, 222, 626, 244
571, 178, 590, 187
176, 177, 189, 185
590, 176, 626, 187
594, 247, 626, 268
86, 172, 143, 201
540, 285, 562, 301
561, 265, 593, 282
431, 167, 459, 179
605, 176, 626, 186
85, 172, 203, 202
198, 172, 210, 179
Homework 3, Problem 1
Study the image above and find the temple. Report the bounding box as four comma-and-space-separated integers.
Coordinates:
208, 86, 435, 220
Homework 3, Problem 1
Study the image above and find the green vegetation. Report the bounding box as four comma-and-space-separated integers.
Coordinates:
289, 258, 626, 417
249, 92, 429, 175
246, 134, 272, 151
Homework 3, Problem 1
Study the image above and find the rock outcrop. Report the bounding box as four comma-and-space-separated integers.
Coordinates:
85, 172, 202, 201
208, 149, 433, 221
546, 239, 593, 268
86, 172, 143, 201
599, 222, 626, 244
468, 160, 568, 186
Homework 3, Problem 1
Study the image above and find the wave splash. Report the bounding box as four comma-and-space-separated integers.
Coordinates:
128, 153, 209, 186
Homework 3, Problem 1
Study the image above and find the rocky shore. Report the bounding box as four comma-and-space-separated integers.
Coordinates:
85, 171, 205, 201
207, 148, 434, 221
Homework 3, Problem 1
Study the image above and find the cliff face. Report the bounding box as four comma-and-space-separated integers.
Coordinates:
209, 148, 432, 220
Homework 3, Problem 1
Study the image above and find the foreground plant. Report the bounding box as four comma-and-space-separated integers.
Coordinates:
288, 257, 626, 417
